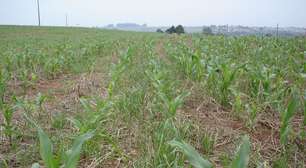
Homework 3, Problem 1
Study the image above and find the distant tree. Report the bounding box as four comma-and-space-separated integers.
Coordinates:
166, 26, 176, 34
203, 26, 213, 35
156, 28, 164, 33
165, 25, 185, 34
175, 25, 185, 34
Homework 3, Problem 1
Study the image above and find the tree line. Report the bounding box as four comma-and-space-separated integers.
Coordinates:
156, 25, 185, 34
157, 25, 214, 35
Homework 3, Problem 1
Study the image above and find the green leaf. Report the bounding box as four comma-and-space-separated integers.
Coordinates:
280, 93, 298, 145
169, 92, 190, 116
36, 92, 47, 107
67, 118, 83, 131
169, 139, 212, 168
285, 97, 298, 123
80, 98, 93, 113
63, 130, 95, 168
37, 126, 56, 168
230, 135, 251, 168
24, 114, 56, 168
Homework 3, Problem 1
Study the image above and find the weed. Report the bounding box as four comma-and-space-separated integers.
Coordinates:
201, 132, 216, 155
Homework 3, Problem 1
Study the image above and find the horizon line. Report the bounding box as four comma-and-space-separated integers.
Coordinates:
1, 24, 306, 29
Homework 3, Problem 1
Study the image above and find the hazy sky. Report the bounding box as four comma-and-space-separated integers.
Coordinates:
0, 0, 305, 27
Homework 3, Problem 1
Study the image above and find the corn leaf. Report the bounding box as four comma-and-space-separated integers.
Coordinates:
63, 130, 95, 168
230, 135, 251, 168
169, 139, 212, 168
37, 126, 56, 168
280, 95, 298, 145
24, 114, 56, 168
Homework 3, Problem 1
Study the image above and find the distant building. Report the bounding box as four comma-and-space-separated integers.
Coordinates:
106, 24, 114, 28
116, 23, 144, 29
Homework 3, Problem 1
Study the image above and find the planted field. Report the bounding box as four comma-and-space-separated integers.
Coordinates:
0, 26, 305, 168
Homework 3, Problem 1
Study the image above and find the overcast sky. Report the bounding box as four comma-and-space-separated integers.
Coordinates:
0, 0, 305, 27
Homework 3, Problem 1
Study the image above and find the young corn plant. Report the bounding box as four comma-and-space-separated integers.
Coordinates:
280, 89, 299, 147
169, 135, 251, 168
179, 48, 204, 81
0, 69, 7, 107
1, 105, 15, 146
159, 91, 190, 119
245, 102, 259, 130
167, 43, 204, 81
191, 51, 205, 81
206, 63, 243, 107
68, 96, 126, 160
19, 69, 32, 94
68, 98, 111, 134
247, 66, 275, 105
219, 63, 243, 106
152, 119, 181, 167
232, 91, 244, 118
230, 136, 251, 168
107, 47, 132, 98
35, 92, 47, 119
154, 89, 190, 166
144, 56, 192, 166
36, 93, 47, 111
15, 95, 44, 120
169, 139, 212, 168
25, 114, 94, 168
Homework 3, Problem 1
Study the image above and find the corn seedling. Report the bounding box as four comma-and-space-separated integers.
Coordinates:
19, 69, 32, 94
232, 91, 244, 118
35, 92, 47, 119
70, 96, 127, 159
25, 114, 94, 168
15, 96, 43, 120
1, 104, 15, 146
144, 56, 194, 166
204, 62, 244, 107
280, 89, 298, 147
218, 63, 243, 106
0, 69, 7, 107
69, 98, 111, 134
158, 91, 190, 119
107, 47, 132, 98
246, 102, 259, 129
230, 136, 251, 168
152, 119, 181, 167
169, 135, 251, 168
35, 92, 47, 110
169, 139, 213, 168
